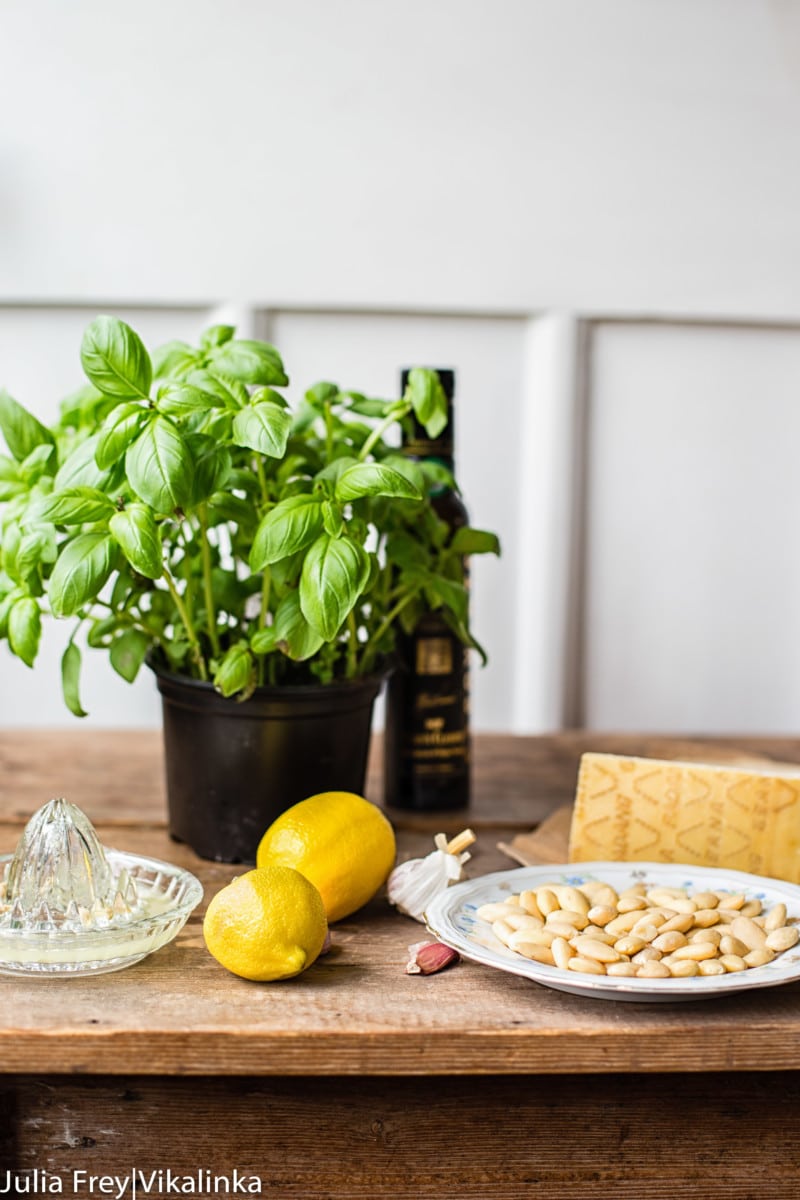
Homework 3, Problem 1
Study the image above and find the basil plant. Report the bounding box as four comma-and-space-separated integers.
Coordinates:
0, 316, 499, 712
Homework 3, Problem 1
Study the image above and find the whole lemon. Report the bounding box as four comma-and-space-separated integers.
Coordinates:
256, 791, 396, 923
203, 865, 328, 981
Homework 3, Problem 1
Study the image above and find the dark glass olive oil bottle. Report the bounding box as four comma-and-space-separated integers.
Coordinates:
384, 369, 471, 811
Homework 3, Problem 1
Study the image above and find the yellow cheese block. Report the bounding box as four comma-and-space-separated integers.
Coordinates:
569, 752, 800, 883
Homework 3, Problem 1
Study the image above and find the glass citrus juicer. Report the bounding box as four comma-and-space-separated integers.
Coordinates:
0, 798, 202, 977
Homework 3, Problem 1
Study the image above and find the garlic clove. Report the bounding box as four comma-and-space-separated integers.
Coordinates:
387, 829, 476, 922
405, 940, 460, 975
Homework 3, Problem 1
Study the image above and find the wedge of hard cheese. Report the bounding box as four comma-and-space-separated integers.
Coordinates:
569, 752, 800, 883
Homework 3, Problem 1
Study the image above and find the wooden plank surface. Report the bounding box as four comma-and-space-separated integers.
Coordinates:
3, 732, 800, 1078
3, 728, 800, 828
5, 1072, 800, 1199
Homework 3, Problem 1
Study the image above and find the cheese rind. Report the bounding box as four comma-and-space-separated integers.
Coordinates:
569, 753, 800, 883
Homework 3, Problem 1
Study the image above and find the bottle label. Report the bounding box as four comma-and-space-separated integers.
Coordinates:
406, 633, 469, 777
415, 636, 453, 676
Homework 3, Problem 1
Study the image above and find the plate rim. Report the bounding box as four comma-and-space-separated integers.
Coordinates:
424, 860, 800, 1001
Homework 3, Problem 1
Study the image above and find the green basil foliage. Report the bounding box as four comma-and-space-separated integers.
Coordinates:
0, 316, 500, 709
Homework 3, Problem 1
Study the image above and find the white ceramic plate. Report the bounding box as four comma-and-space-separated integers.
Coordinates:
424, 861, 800, 1002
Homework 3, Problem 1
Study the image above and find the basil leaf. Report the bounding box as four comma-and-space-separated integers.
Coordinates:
19, 444, 55, 484
186, 435, 232, 506
18, 525, 57, 576
157, 382, 225, 417
314, 455, 358, 485
213, 641, 254, 698
42, 487, 116, 525
200, 325, 235, 350
404, 367, 448, 439
95, 404, 148, 470
49, 532, 117, 617
440, 606, 488, 666
423, 574, 469, 624
305, 382, 339, 409
380, 453, 426, 494
109, 504, 163, 579
250, 626, 279, 655
185, 368, 249, 409
343, 393, 389, 418
87, 614, 119, 648
0, 590, 22, 638
151, 340, 202, 380
250, 495, 324, 571
251, 386, 288, 409
2, 524, 23, 584
8, 597, 41, 667
385, 532, 427, 570
335, 462, 421, 502
208, 340, 288, 387
55, 435, 121, 493
232, 401, 292, 459
209, 492, 257, 527
80, 316, 152, 400
321, 499, 344, 538
109, 628, 150, 683
61, 641, 88, 717
0, 390, 54, 463
126, 418, 193, 514
299, 533, 368, 639
0, 456, 19, 482
449, 527, 501, 556
59, 384, 107, 430
272, 590, 325, 661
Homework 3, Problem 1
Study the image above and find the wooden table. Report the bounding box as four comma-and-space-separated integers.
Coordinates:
3, 731, 800, 1198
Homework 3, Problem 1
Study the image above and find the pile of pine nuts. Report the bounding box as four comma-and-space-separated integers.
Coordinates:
476, 880, 800, 979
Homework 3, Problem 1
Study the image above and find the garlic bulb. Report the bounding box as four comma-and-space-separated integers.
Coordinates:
387, 829, 476, 922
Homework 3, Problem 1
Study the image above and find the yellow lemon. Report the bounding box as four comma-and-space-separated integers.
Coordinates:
203, 865, 328, 981
256, 791, 396, 923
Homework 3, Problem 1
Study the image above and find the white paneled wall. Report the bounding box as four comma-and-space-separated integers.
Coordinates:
582, 322, 800, 733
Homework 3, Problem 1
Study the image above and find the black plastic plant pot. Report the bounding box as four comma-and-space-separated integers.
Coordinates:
151, 662, 387, 864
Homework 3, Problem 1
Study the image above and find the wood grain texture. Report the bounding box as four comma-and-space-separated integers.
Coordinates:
3, 734, 800, 1078
5, 1073, 800, 1199
0, 821, 800, 1077
3, 728, 800, 829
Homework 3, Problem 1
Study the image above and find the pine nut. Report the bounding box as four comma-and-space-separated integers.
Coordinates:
484, 880, 799, 984
551, 936, 574, 970
545, 908, 589, 931
717, 892, 746, 911
567, 955, 605, 975
730, 916, 767, 951
518, 890, 544, 920
652, 931, 688, 953
668, 959, 700, 977
587, 905, 617, 927
535, 888, 561, 916
636, 960, 671, 978
571, 936, 621, 963
764, 904, 788, 932
765, 926, 799, 952
671, 941, 718, 961
719, 954, 747, 972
